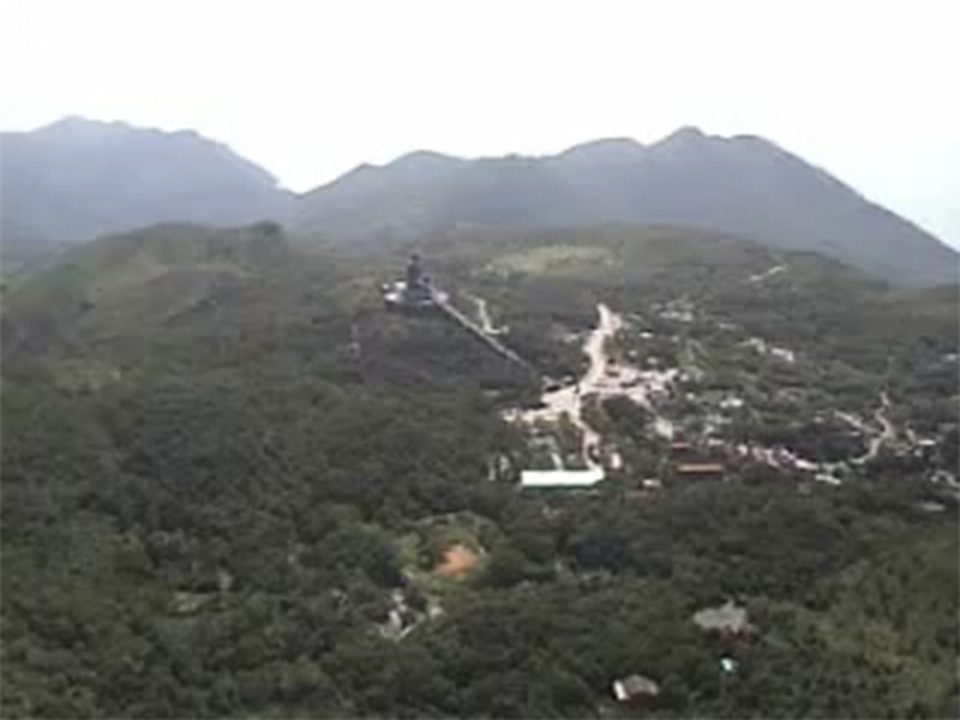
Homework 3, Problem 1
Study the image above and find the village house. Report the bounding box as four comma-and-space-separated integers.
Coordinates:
675, 463, 725, 480
692, 600, 752, 637
612, 674, 661, 705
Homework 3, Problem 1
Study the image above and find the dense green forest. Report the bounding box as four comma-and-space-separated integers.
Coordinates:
2, 222, 957, 718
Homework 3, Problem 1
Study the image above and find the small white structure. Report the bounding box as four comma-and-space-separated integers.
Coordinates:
719, 396, 745, 410
794, 458, 820, 472
612, 674, 661, 702
609, 451, 624, 471
770, 346, 796, 364
693, 600, 751, 634
814, 473, 842, 486
519, 468, 605, 489
654, 417, 675, 440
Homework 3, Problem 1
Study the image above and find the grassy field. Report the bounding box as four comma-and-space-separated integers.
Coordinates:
486, 245, 615, 276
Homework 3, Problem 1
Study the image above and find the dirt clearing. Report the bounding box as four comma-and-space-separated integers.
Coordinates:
435, 544, 480, 577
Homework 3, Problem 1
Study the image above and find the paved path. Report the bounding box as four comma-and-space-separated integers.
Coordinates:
513, 304, 624, 467
839, 391, 897, 463
470, 295, 506, 335
432, 291, 531, 369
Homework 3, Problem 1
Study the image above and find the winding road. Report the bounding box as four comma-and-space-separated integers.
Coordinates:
514, 303, 652, 467
507, 302, 678, 467
747, 264, 786, 284
529, 304, 622, 467
471, 295, 506, 335
838, 391, 897, 464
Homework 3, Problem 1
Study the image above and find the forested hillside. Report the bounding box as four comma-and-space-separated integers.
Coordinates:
2, 222, 957, 718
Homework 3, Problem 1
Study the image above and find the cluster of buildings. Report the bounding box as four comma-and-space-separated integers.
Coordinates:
499, 295, 951, 500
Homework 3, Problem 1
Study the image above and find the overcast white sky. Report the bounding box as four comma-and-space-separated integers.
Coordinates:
2, 0, 958, 245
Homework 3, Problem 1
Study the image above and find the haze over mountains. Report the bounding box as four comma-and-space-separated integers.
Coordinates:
0, 117, 291, 244
1, 117, 957, 285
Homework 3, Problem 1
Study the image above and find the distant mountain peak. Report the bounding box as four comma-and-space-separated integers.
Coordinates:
657, 125, 710, 146
2, 116, 292, 241
389, 149, 463, 171
557, 137, 646, 163
730, 132, 772, 144
295, 126, 956, 285
34, 117, 219, 148
41, 114, 101, 128
562, 137, 645, 152
38, 115, 137, 137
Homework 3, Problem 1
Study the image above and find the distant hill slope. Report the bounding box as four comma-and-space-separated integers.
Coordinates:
4, 119, 955, 285
0, 117, 293, 243
0, 220, 527, 390
1, 221, 293, 361
0, 216, 64, 276
296, 129, 958, 286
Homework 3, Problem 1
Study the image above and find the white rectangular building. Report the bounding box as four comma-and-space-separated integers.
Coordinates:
519, 468, 605, 489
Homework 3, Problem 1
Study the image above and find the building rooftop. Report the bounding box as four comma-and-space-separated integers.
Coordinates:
692, 600, 751, 634
520, 468, 605, 489
676, 463, 725, 475
612, 674, 661, 702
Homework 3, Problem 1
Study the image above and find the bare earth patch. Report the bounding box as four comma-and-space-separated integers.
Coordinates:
435, 544, 479, 577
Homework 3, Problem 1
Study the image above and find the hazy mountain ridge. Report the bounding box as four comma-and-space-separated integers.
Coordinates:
2, 118, 956, 285
0, 117, 294, 243
298, 127, 958, 285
